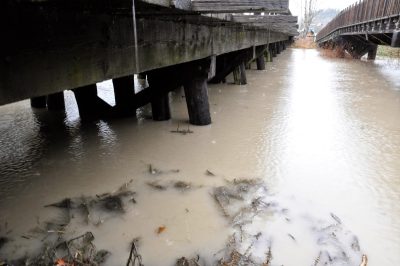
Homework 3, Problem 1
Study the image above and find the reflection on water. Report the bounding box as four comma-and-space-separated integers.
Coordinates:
0, 49, 399, 265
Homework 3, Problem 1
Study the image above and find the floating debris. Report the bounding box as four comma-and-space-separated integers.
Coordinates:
170, 124, 194, 135
330, 213, 342, 224
174, 181, 191, 191
126, 238, 143, 266
206, 170, 215, 176
360, 254, 368, 266
156, 226, 166, 235
146, 181, 167, 191
176, 256, 200, 266
99, 195, 124, 213
288, 233, 296, 242
148, 164, 162, 175
45, 198, 72, 209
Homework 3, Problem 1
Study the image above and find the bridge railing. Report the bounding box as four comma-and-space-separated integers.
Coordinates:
316, 0, 400, 41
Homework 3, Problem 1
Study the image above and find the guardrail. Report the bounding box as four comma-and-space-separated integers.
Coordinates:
316, 0, 400, 41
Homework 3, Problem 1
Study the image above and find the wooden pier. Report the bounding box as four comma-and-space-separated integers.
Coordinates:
316, 0, 400, 59
1, 0, 298, 124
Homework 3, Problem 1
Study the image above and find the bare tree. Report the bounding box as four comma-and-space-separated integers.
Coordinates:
301, 0, 319, 37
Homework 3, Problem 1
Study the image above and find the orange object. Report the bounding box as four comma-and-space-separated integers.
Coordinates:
156, 226, 166, 235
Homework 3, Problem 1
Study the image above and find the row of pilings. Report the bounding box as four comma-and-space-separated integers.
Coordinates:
30, 41, 289, 126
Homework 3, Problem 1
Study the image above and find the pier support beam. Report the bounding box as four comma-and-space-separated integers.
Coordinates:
47, 91, 65, 110
112, 75, 135, 116
233, 63, 247, 85
256, 55, 266, 70
30, 96, 47, 108
183, 64, 211, 126
72, 84, 112, 120
276, 42, 281, 54
151, 94, 171, 121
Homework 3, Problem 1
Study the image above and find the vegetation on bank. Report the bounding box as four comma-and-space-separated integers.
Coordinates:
291, 37, 317, 49
377, 45, 400, 58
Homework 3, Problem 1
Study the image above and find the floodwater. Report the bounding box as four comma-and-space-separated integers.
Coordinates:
0, 49, 399, 265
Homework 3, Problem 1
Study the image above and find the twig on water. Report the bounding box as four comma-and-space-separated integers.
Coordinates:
126, 238, 143, 266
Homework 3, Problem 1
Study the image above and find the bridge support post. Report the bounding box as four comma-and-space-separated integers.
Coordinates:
72, 84, 112, 120
183, 64, 211, 126
30, 96, 47, 108
367, 45, 378, 60
151, 94, 171, 121
112, 75, 135, 116
233, 62, 247, 85
271, 44, 277, 57
147, 73, 171, 121
47, 91, 65, 110
391, 31, 400, 47
265, 47, 273, 62
276, 42, 281, 54
256, 54, 266, 70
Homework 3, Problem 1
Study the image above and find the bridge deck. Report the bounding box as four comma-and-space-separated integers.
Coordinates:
316, 0, 400, 45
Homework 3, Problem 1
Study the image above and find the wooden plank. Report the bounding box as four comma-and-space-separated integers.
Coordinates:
191, 0, 289, 13
232, 14, 297, 24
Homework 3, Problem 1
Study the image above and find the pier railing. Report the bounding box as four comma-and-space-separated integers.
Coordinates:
316, 0, 400, 42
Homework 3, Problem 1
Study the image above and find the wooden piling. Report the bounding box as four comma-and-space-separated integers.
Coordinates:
72, 84, 112, 120
256, 55, 266, 70
47, 91, 65, 110
112, 75, 135, 115
276, 42, 281, 54
30, 96, 47, 108
367, 45, 378, 60
265, 48, 273, 62
183, 65, 211, 126
151, 93, 171, 121
147, 73, 172, 121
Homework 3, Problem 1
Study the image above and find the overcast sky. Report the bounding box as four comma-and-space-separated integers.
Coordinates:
289, 0, 359, 16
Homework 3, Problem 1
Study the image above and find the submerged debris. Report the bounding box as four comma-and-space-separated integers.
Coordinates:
126, 238, 143, 266
146, 181, 167, 191
176, 256, 200, 266
45, 198, 72, 209
170, 124, 194, 135
148, 164, 162, 175
205, 170, 215, 176
174, 181, 191, 191
360, 254, 368, 266
330, 213, 342, 224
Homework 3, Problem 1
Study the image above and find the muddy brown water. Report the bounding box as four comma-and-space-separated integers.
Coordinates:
0, 49, 399, 265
